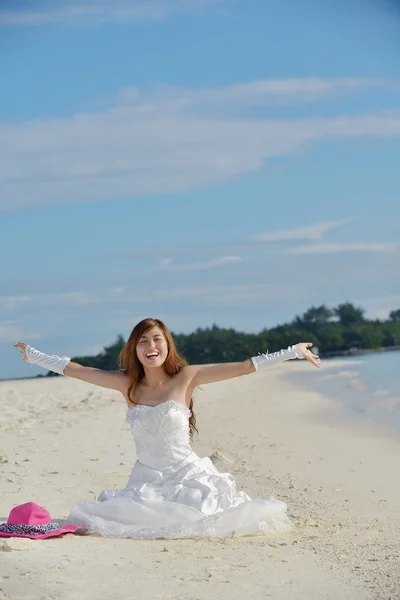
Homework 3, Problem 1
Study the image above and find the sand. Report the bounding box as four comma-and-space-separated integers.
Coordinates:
0, 361, 399, 600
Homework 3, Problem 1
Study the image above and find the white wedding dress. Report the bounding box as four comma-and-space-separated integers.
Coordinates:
67, 400, 291, 539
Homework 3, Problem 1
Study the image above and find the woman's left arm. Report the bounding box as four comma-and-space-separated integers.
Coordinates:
187, 343, 320, 387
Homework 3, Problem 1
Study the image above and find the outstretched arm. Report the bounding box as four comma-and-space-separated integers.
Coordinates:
13, 342, 128, 394
187, 343, 320, 387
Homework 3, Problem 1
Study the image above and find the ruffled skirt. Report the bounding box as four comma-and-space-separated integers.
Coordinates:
67, 453, 291, 539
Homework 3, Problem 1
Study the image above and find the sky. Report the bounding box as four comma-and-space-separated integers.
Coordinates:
1, 0, 399, 379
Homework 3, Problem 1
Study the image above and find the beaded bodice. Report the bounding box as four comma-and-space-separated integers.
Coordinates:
126, 400, 193, 470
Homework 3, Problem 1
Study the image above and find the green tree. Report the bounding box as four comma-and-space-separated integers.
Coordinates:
293, 304, 334, 331
97, 335, 125, 369
264, 324, 318, 352
357, 323, 384, 349
334, 302, 365, 327
389, 309, 400, 322
312, 324, 344, 352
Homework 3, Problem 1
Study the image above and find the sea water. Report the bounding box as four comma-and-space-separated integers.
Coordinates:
287, 350, 400, 434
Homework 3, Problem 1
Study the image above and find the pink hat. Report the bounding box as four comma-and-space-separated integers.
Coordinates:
0, 502, 83, 539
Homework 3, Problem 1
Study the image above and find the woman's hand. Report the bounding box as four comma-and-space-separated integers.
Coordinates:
296, 342, 321, 368
14, 342, 28, 362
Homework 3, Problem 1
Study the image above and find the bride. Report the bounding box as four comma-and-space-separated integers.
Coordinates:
14, 317, 320, 540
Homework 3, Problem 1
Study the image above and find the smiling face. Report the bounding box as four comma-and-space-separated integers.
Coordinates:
135, 326, 169, 368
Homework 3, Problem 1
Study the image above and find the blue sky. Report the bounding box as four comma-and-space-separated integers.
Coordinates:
1, 0, 400, 379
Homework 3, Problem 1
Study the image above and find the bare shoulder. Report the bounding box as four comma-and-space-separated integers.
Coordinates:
178, 365, 199, 385
179, 365, 195, 377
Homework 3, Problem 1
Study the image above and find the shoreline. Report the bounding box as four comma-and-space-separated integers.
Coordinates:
284, 357, 400, 439
1, 363, 399, 599
319, 345, 400, 359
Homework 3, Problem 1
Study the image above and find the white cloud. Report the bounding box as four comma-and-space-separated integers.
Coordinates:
2, 88, 400, 213
159, 256, 242, 271
1, 242, 398, 337
0, 322, 42, 342
0, 291, 99, 311
0, 0, 232, 28
0, 295, 32, 311
353, 295, 400, 320
253, 220, 349, 242
160, 258, 174, 269
288, 242, 398, 255
252, 219, 398, 256
112, 282, 279, 307
74, 343, 106, 356
118, 78, 397, 110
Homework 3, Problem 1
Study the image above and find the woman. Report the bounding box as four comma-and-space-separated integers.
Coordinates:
14, 317, 320, 539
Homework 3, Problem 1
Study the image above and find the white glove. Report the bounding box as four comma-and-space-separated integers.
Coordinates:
251, 345, 304, 371
25, 345, 70, 375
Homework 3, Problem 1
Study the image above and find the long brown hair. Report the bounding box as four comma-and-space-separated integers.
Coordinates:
118, 318, 198, 439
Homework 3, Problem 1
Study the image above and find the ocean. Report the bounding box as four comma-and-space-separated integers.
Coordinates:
287, 350, 400, 434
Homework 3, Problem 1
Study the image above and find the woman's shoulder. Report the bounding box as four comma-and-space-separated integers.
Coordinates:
176, 364, 195, 380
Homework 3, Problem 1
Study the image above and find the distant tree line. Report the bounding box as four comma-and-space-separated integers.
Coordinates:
42, 303, 400, 376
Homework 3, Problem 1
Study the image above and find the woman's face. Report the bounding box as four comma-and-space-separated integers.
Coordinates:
136, 326, 168, 368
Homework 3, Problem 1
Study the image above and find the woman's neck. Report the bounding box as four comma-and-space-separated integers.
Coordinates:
142, 367, 170, 390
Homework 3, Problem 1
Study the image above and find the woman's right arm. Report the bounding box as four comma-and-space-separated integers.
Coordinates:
14, 342, 129, 394
63, 362, 128, 393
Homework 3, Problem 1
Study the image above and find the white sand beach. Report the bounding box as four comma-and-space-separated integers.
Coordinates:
0, 361, 399, 600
